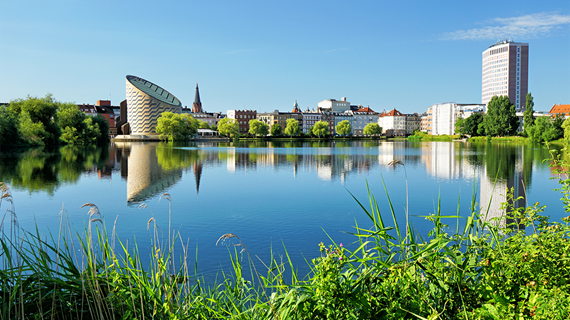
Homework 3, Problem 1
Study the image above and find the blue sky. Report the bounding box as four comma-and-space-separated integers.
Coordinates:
1, 0, 568, 114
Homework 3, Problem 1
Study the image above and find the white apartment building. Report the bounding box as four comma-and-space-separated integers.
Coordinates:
317, 97, 351, 113
378, 109, 406, 136
430, 103, 485, 135
482, 39, 529, 111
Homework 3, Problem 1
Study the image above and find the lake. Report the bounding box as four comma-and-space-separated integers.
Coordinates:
0, 140, 566, 279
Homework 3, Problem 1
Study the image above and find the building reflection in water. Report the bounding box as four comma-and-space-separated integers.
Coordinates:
116, 142, 183, 204
114, 141, 528, 227
421, 142, 526, 229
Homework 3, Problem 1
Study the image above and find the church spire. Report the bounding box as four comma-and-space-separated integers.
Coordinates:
192, 82, 203, 113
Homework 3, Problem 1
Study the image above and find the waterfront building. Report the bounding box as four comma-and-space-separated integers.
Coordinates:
349, 106, 379, 136
333, 111, 353, 135
317, 97, 351, 113
420, 111, 430, 132
378, 109, 406, 137
404, 113, 421, 135
482, 39, 529, 111
227, 109, 257, 135
78, 100, 119, 136
429, 103, 485, 135
548, 104, 570, 118
125, 75, 182, 135
301, 107, 322, 134
320, 111, 336, 135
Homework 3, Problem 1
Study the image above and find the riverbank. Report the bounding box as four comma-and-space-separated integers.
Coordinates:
2, 172, 570, 319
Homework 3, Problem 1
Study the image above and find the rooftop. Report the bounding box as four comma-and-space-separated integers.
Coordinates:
126, 75, 181, 106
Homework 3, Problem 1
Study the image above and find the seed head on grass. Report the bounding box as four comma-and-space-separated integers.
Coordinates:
147, 217, 159, 230
387, 159, 404, 167
81, 203, 101, 219
216, 233, 241, 245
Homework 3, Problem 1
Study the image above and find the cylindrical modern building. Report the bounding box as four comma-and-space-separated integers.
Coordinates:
126, 75, 182, 134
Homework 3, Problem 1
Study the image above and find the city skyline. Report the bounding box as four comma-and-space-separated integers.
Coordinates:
1, 1, 569, 114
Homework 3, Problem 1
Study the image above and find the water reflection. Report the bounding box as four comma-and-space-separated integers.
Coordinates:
0, 141, 561, 228
0, 145, 112, 195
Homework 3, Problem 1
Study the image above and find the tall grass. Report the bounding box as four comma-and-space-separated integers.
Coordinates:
2, 147, 570, 319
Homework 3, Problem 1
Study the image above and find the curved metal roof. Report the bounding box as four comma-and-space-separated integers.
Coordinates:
126, 75, 181, 106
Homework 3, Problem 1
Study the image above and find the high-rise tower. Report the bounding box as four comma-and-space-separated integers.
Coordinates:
482, 40, 529, 111
192, 83, 203, 113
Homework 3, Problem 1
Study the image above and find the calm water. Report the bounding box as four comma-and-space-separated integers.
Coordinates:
0, 140, 566, 278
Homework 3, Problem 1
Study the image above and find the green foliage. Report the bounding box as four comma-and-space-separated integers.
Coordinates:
284, 118, 301, 137
91, 115, 110, 143
528, 116, 563, 143
248, 119, 269, 137
454, 116, 465, 135
562, 118, 570, 144
270, 122, 282, 136
57, 104, 108, 145
335, 120, 351, 136
363, 122, 382, 136
9, 94, 61, 145
156, 112, 199, 141
311, 120, 328, 138
57, 102, 85, 130
463, 113, 485, 137
407, 131, 458, 141
523, 92, 535, 133
217, 118, 239, 137
198, 120, 210, 129
0, 106, 20, 148
483, 95, 519, 136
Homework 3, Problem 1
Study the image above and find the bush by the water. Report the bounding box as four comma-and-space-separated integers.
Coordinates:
407, 131, 459, 141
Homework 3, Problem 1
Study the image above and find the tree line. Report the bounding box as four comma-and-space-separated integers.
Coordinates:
156, 113, 385, 141
0, 94, 109, 148
455, 93, 568, 143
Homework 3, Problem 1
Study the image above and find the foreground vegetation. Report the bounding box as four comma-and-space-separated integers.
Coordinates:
2, 150, 570, 319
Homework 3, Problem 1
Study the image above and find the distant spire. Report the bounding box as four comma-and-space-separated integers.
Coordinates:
194, 83, 201, 104
192, 83, 203, 113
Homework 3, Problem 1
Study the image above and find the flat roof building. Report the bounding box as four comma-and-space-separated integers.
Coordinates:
482, 40, 529, 111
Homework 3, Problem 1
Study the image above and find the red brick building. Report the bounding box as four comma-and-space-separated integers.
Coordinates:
227, 109, 257, 135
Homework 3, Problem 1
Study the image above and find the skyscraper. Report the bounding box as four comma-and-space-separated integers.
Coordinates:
482, 40, 529, 111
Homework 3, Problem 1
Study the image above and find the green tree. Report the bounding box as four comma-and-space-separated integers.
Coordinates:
312, 121, 329, 138
463, 113, 484, 137
248, 119, 269, 137
199, 121, 210, 129
0, 106, 19, 148
217, 118, 239, 137
523, 92, 535, 134
284, 118, 301, 137
562, 118, 570, 144
482, 95, 519, 136
454, 117, 465, 135
91, 115, 110, 143
156, 112, 199, 141
363, 123, 382, 136
270, 123, 282, 136
335, 120, 351, 136
8, 94, 61, 145
527, 116, 563, 143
